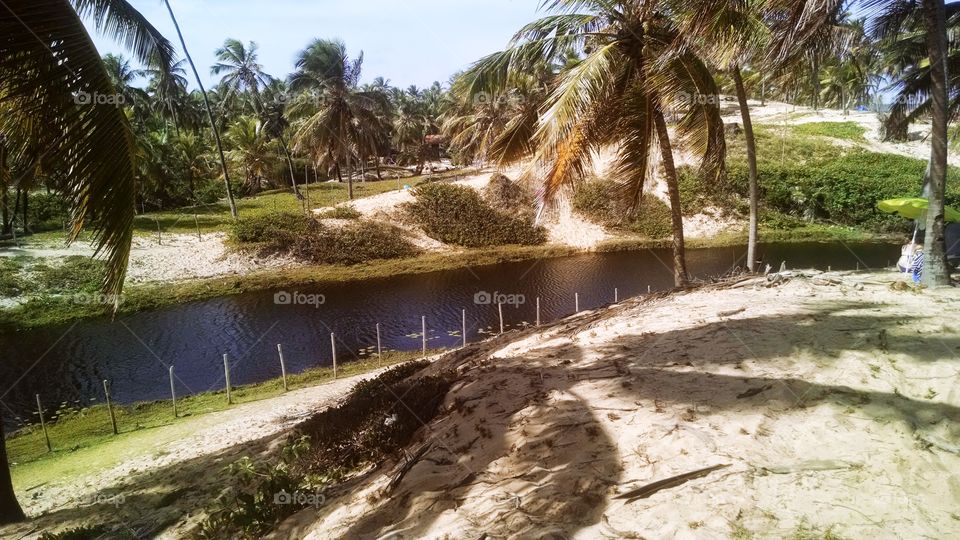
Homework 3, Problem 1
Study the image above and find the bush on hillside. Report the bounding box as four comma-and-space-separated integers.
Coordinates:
404, 183, 546, 247
483, 173, 533, 211
573, 179, 673, 238
318, 205, 362, 220
231, 212, 419, 264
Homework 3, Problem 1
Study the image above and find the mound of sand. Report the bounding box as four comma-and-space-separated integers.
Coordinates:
275, 270, 960, 539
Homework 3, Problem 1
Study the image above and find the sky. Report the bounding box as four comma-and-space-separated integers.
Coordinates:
88, 0, 543, 90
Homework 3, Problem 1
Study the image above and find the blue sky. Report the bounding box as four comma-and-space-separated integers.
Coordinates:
89, 0, 542, 90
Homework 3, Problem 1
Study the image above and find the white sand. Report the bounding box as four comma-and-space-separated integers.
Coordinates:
273, 271, 960, 539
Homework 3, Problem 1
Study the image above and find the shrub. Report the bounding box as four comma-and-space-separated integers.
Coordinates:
573, 179, 673, 238
34, 256, 105, 292
318, 205, 362, 220
292, 221, 420, 265
230, 212, 313, 252
483, 173, 533, 210
404, 183, 546, 247
25, 192, 69, 233
792, 121, 867, 142
0, 258, 24, 297
232, 212, 419, 264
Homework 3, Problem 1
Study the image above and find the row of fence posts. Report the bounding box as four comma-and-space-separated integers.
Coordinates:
31, 287, 635, 451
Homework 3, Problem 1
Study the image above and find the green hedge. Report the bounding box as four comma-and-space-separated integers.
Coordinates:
404, 183, 546, 247
573, 179, 673, 238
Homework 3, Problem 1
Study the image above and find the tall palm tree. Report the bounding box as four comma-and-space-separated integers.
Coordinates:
463, 0, 725, 287
289, 39, 386, 199
212, 39, 300, 195
678, 0, 768, 273
161, 0, 238, 218
0, 0, 176, 522
225, 116, 276, 194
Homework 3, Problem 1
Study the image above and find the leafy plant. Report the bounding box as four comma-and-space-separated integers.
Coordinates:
573, 179, 673, 239
404, 183, 546, 247
318, 205, 362, 220
792, 121, 867, 142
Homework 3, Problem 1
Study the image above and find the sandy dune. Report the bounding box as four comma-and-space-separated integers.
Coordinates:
273, 270, 960, 539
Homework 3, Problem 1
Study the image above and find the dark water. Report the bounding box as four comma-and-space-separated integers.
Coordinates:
0, 242, 896, 426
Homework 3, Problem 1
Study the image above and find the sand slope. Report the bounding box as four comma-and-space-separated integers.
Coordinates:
275, 271, 960, 539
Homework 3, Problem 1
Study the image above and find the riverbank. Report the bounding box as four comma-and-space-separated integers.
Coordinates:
0, 224, 896, 332
5, 349, 436, 510
6, 268, 958, 538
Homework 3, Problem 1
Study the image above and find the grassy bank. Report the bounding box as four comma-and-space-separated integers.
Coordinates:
7, 349, 438, 483
1, 224, 898, 332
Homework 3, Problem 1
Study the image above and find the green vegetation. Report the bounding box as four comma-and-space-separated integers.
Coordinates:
318, 205, 362, 220
7, 350, 434, 469
199, 360, 452, 538
702, 124, 960, 231
230, 212, 420, 265
127, 170, 474, 238
791, 121, 867, 142
573, 179, 673, 238
0, 258, 25, 297
404, 183, 547, 247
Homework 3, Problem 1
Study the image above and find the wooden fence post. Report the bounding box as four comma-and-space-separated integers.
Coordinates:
575, 292, 580, 313
536, 297, 541, 327
169, 366, 177, 418
103, 380, 118, 435
498, 303, 504, 334
331, 333, 338, 379
36, 394, 51, 452
223, 353, 232, 404
614, 287, 619, 303
277, 344, 288, 392
376, 323, 383, 367
461, 309, 467, 349
421, 316, 427, 358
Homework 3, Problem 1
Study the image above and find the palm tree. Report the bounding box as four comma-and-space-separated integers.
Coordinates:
211, 39, 300, 195
161, 0, 238, 218
463, 1, 725, 287
289, 39, 387, 199
678, 1, 768, 273
1, 0, 177, 522
920, 0, 952, 286
225, 116, 276, 194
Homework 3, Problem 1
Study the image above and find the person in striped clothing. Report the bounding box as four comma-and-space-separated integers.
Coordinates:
909, 248, 924, 284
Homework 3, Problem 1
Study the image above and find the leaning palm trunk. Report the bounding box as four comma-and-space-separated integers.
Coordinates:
653, 110, 689, 287
0, 410, 25, 524
162, 0, 238, 219
733, 66, 760, 273
922, 0, 951, 287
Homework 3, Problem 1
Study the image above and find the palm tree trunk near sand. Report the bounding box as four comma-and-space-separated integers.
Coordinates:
277, 138, 300, 196
653, 109, 689, 287
922, 0, 952, 287
0, 410, 26, 524
162, 0, 238, 220
345, 154, 354, 200
733, 66, 759, 273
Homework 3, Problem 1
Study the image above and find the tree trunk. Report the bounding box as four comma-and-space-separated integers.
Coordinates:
162, 0, 238, 219
0, 141, 9, 236
922, 0, 952, 287
811, 57, 821, 111
733, 66, 760, 273
20, 191, 27, 235
0, 409, 26, 524
345, 154, 354, 200
374, 152, 383, 180
653, 109, 689, 287
278, 137, 300, 196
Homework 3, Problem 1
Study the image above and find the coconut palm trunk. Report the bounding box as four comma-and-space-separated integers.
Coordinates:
922, 0, 952, 287
162, 0, 238, 219
732, 66, 760, 273
653, 109, 689, 287
0, 410, 25, 524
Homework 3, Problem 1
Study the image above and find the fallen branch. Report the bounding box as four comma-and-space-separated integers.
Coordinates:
615, 463, 730, 502
388, 442, 432, 493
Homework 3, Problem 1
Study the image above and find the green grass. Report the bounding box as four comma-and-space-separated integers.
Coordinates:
791, 121, 868, 142
131, 169, 477, 237
8, 349, 437, 487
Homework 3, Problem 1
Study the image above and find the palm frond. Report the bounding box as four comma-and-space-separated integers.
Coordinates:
1, 0, 138, 303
